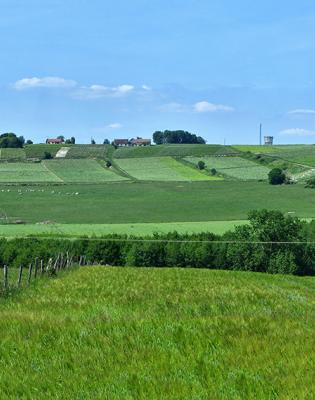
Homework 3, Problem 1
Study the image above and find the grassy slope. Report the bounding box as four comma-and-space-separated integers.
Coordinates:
43, 159, 128, 182
116, 157, 219, 181
114, 144, 237, 158
0, 148, 26, 160
0, 267, 314, 399
0, 220, 248, 237
185, 156, 270, 180
0, 182, 314, 224
0, 162, 61, 183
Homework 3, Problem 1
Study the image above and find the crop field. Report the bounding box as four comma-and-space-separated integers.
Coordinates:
0, 162, 61, 183
114, 144, 237, 158
0, 182, 314, 225
24, 144, 72, 159
0, 267, 313, 399
116, 157, 219, 181
185, 156, 270, 180
65, 144, 113, 159
43, 159, 127, 182
233, 145, 315, 167
0, 148, 26, 160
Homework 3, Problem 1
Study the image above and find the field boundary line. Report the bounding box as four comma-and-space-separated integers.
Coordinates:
42, 160, 64, 182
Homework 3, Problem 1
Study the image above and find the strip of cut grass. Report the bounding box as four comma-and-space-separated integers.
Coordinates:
0, 148, 26, 160
0, 162, 61, 183
43, 159, 128, 182
0, 267, 313, 399
0, 220, 247, 237
185, 156, 270, 180
116, 157, 220, 181
114, 144, 237, 158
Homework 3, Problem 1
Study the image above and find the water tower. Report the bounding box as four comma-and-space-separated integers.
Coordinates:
264, 136, 273, 145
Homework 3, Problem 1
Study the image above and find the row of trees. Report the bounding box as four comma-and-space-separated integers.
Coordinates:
0, 210, 314, 276
153, 130, 206, 145
0, 133, 33, 148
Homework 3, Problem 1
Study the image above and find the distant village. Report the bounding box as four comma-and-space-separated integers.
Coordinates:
46, 137, 151, 146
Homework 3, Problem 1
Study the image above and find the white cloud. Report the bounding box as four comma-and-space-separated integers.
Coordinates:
288, 109, 315, 115
280, 128, 315, 137
72, 84, 134, 99
194, 101, 234, 113
107, 123, 123, 129
13, 76, 77, 90
142, 84, 151, 91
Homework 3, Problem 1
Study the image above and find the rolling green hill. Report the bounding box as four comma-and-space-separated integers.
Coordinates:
0, 267, 313, 399
114, 144, 237, 158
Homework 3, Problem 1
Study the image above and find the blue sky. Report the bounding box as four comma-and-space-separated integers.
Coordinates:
1, 0, 315, 144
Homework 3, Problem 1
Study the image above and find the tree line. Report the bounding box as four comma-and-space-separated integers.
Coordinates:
153, 130, 206, 145
1, 210, 314, 276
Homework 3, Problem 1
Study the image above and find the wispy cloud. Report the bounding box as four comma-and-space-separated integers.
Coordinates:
194, 101, 234, 113
280, 128, 315, 137
72, 84, 134, 99
13, 76, 77, 90
160, 100, 234, 113
107, 123, 123, 129
287, 109, 315, 115
141, 84, 151, 91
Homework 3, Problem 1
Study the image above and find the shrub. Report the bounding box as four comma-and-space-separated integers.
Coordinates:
210, 168, 217, 176
43, 151, 53, 159
305, 177, 315, 188
268, 168, 286, 185
197, 160, 205, 170
105, 161, 112, 168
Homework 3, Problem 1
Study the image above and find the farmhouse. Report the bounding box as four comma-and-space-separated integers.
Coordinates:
130, 138, 151, 146
113, 139, 129, 146
46, 138, 64, 144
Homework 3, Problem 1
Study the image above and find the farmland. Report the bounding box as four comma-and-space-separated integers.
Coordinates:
0, 162, 61, 183
115, 157, 218, 181
0, 266, 314, 399
184, 156, 270, 180
43, 159, 127, 182
0, 182, 314, 227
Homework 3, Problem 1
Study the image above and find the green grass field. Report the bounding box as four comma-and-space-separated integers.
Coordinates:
114, 144, 237, 158
0, 220, 247, 237
24, 144, 71, 159
0, 182, 314, 224
65, 144, 112, 159
43, 159, 128, 182
185, 156, 270, 180
0, 148, 26, 160
0, 162, 61, 183
0, 267, 313, 399
233, 144, 315, 167
116, 157, 219, 181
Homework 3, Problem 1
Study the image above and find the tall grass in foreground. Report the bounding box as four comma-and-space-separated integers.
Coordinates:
0, 267, 314, 399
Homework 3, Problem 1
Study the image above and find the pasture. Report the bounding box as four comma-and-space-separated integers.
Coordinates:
185, 156, 270, 180
114, 144, 237, 158
0, 182, 314, 225
0, 267, 313, 399
43, 159, 127, 182
0, 148, 26, 160
115, 157, 218, 181
0, 162, 61, 183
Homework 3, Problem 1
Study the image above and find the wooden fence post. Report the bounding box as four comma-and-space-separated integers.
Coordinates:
27, 263, 33, 285
17, 264, 23, 288
3, 265, 8, 291
34, 257, 38, 279
40, 259, 44, 275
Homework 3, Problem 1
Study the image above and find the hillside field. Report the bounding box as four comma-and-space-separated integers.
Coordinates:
0, 182, 314, 226
0, 267, 313, 399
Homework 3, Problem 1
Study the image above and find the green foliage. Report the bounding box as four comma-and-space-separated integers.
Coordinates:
268, 168, 286, 185
305, 177, 315, 188
0, 133, 24, 148
210, 168, 217, 175
197, 160, 205, 170
44, 151, 52, 159
153, 130, 205, 144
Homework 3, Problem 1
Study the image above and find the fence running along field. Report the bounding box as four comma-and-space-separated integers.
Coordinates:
0, 254, 91, 297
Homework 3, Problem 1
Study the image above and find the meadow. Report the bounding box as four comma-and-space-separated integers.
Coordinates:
114, 144, 237, 158
43, 159, 127, 182
0, 182, 314, 226
0, 266, 313, 399
185, 156, 270, 180
0, 162, 61, 183
115, 157, 218, 181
